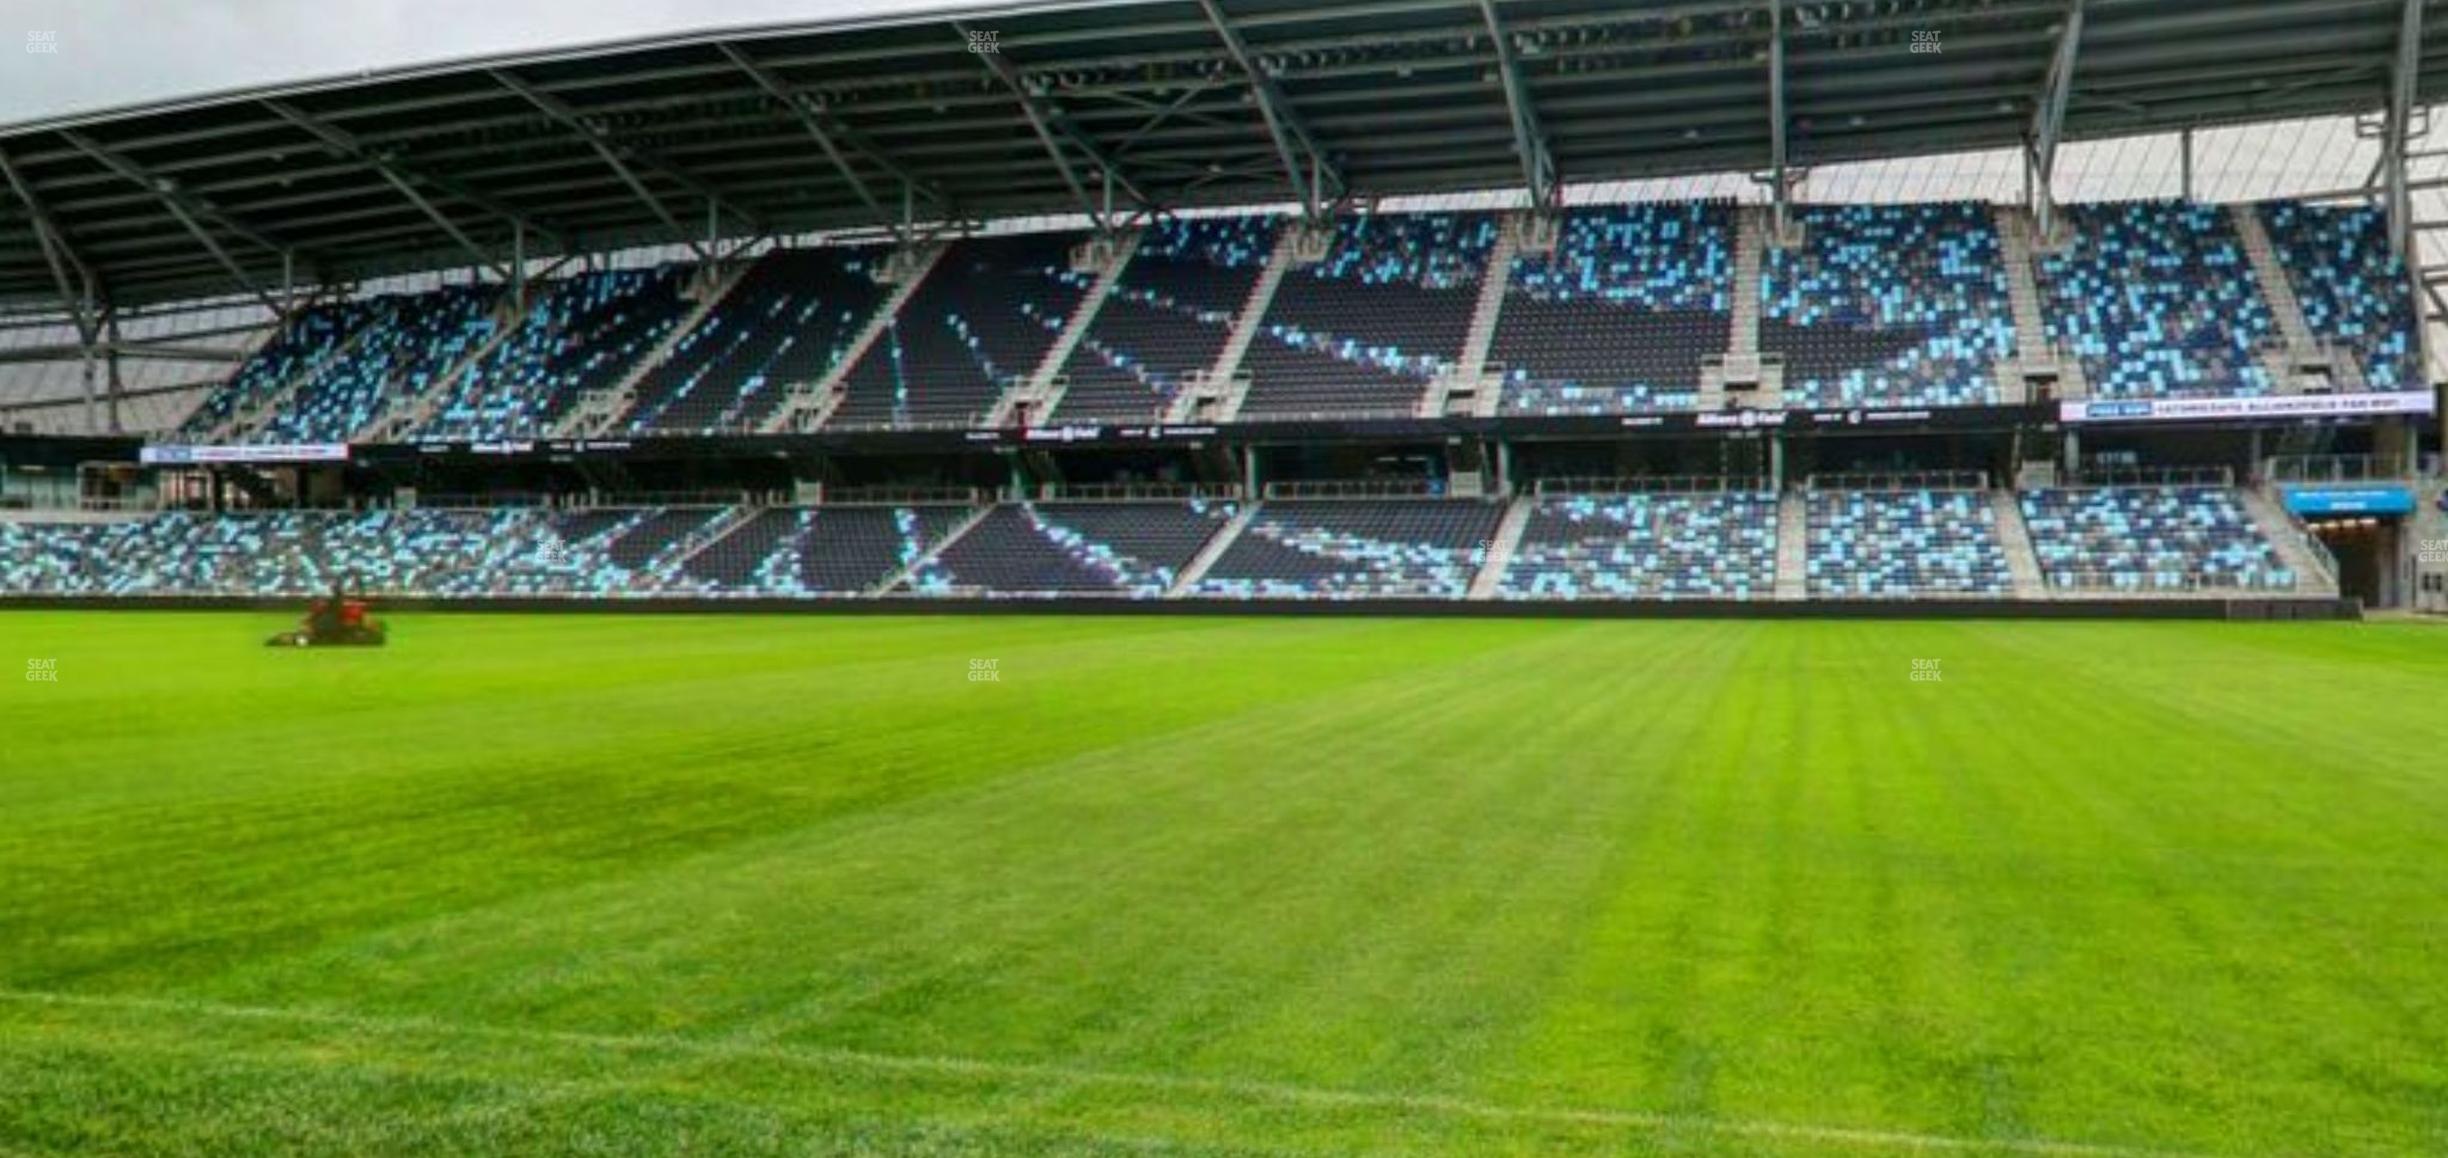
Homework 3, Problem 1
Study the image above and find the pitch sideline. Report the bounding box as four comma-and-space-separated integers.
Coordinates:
0, 987, 2206, 1157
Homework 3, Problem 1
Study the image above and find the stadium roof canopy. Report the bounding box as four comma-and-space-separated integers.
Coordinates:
0, 0, 2442, 313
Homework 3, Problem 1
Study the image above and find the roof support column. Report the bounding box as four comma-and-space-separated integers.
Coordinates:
2028, 0, 2087, 243
1195, 0, 1343, 221
719, 42, 950, 245
2180, 127, 2194, 201
0, 146, 104, 347
489, 69, 764, 262
263, 100, 533, 281
59, 132, 289, 318
103, 305, 124, 435
2386, 0, 2428, 261
1480, 0, 1556, 211
1767, 0, 1792, 242
953, 21, 1152, 231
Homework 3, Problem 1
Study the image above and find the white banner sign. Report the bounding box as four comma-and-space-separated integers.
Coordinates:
2059, 391, 2437, 424
139, 443, 349, 465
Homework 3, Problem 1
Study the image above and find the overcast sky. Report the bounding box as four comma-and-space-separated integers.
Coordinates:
1, 0, 974, 127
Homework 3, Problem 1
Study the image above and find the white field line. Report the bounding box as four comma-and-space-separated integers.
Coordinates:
0, 988, 2207, 1158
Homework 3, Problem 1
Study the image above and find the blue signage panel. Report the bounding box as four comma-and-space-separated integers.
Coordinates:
2284, 486, 2416, 516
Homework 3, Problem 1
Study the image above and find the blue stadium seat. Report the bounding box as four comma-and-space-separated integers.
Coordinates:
1493, 203, 1731, 416
1763, 202, 2014, 408
2040, 201, 2277, 399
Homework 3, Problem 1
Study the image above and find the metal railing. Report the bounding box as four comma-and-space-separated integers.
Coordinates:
582, 490, 754, 508
1804, 470, 1988, 492
2062, 465, 2233, 488
1262, 479, 1447, 499
819, 414, 994, 433
2263, 454, 2403, 483
1230, 406, 1421, 424
1530, 475, 1771, 496
413, 492, 559, 509
1039, 482, 1243, 502
822, 485, 984, 507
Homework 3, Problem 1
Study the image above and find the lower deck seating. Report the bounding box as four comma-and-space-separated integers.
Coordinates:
2020, 487, 2294, 593
1498, 492, 1778, 600
1806, 490, 2009, 598
679, 506, 975, 595
909, 502, 1237, 597
0, 508, 733, 598
1191, 500, 1501, 599
0, 491, 2313, 604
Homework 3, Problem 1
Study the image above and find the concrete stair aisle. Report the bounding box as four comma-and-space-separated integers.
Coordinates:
2238, 487, 2343, 597
353, 291, 535, 443
2230, 203, 2367, 393
1773, 490, 1810, 601
871, 503, 995, 595
1169, 225, 1302, 423
556, 258, 757, 438
995, 229, 1141, 426
1990, 205, 2092, 402
1166, 502, 1260, 596
1994, 205, 2054, 361
1417, 217, 1521, 418
1989, 490, 2048, 600
2230, 204, 2318, 350
1465, 494, 1534, 600
1730, 207, 1765, 357
761, 241, 947, 434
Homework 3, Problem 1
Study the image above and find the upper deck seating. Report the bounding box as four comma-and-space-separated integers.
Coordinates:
254, 285, 498, 443
181, 299, 382, 437
2040, 201, 2277, 399
420, 266, 696, 439
1493, 203, 1731, 415
1762, 202, 2016, 408
828, 232, 1094, 428
623, 248, 892, 434
1235, 213, 1497, 421
1051, 218, 1277, 422
2259, 201, 2420, 391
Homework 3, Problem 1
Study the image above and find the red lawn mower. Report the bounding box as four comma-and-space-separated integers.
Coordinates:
266, 578, 388, 647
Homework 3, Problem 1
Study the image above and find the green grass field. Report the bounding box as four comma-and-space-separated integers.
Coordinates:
2, 611, 2445, 1156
